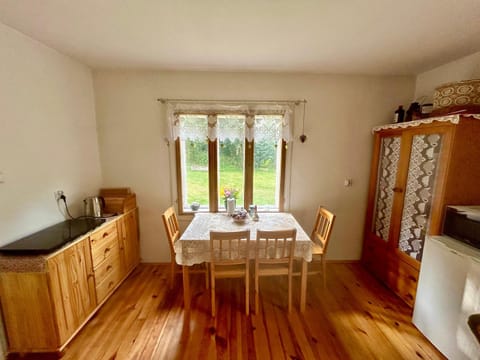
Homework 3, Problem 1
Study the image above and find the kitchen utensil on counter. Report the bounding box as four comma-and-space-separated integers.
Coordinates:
84, 196, 105, 217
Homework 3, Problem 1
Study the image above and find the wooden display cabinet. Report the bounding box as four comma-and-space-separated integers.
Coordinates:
362, 115, 480, 307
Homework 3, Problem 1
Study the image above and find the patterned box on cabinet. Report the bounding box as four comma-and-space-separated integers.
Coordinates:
432, 79, 480, 115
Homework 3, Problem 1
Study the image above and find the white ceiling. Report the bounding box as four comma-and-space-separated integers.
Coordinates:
1, 0, 480, 75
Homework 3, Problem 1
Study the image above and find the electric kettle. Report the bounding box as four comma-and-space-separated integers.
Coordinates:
83, 196, 105, 217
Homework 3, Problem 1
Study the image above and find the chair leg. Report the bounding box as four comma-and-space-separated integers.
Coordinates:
322, 256, 327, 288
170, 260, 176, 289
245, 262, 249, 316
254, 262, 259, 314
300, 259, 307, 313
287, 271, 292, 313
211, 268, 216, 317
205, 263, 210, 289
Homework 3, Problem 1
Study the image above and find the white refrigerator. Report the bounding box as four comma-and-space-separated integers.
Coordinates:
413, 235, 480, 359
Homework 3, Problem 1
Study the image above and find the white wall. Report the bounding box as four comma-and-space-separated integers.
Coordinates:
0, 22, 102, 360
0, 22, 102, 244
414, 51, 480, 102
93, 70, 415, 263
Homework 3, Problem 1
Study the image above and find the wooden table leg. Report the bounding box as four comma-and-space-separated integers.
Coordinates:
182, 265, 190, 311
300, 259, 307, 312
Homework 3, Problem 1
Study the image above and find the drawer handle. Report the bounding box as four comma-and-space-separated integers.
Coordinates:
392, 187, 403, 193
104, 247, 111, 255
408, 275, 417, 282
102, 232, 109, 238
108, 281, 114, 289
107, 265, 113, 272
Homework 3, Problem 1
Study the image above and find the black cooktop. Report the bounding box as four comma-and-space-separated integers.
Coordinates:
0, 218, 106, 255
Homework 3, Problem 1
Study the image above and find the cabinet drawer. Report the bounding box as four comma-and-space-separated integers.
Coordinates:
91, 237, 118, 268
89, 222, 117, 251
94, 246, 120, 285
386, 257, 418, 307
396, 263, 418, 307
95, 267, 121, 303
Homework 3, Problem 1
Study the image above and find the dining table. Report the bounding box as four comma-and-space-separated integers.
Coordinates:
175, 212, 313, 312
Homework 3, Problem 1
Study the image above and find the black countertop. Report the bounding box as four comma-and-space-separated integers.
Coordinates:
0, 218, 106, 255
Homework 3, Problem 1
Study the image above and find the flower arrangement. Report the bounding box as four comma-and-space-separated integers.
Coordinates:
221, 186, 239, 200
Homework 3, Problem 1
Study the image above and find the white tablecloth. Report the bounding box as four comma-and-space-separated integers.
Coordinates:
176, 212, 312, 266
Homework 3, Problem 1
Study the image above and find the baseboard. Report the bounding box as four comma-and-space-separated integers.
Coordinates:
141, 260, 361, 265
326, 259, 361, 264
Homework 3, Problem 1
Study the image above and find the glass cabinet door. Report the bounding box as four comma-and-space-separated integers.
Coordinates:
372, 136, 402, 242
398, 133, 443, 261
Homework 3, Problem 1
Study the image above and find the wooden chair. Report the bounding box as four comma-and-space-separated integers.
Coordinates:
308, 206, 336, 287
162, 206, 208, 289
209, 230, 250, 317
254, 228, 297, 314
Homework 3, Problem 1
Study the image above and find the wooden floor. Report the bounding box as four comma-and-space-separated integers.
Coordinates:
53, 262, 444, 360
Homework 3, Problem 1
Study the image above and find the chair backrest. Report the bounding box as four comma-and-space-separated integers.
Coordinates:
255, 229, 297, 264
311, 206, 336, 254
210, 230, 250, 266
162, 206, 180, 255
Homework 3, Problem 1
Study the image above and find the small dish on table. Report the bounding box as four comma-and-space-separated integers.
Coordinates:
232, 209, 248, 223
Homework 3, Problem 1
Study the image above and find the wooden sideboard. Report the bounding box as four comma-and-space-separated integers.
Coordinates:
0, 208, 140, 354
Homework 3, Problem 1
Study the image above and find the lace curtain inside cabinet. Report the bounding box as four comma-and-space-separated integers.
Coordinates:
167, 102, 294, 142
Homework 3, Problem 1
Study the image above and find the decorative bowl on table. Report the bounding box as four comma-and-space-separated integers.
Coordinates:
232, 209, 248, 223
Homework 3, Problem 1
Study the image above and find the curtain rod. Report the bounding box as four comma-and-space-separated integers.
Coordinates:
157, 98, 307, 105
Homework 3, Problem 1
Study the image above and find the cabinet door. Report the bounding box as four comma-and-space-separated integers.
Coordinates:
371, 135, 402, 243
118, 209, 140, 275
48, 238, 96, 343
396, 131, 444, 262
0, 272, 59, 351
125, 209, 140, 271
363, 134, 402, 280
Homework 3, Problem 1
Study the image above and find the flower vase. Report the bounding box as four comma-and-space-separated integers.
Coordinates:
226, 198, 236, 215
224, 198, 236, 209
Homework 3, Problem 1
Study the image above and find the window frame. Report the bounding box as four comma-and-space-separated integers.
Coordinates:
174, 113, 287, 214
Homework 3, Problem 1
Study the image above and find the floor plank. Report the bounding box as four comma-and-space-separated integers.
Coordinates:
53, 263, 445, 360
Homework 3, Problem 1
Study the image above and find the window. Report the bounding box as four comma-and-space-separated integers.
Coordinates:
169, 103, 293, 214
217, 115, 246, 209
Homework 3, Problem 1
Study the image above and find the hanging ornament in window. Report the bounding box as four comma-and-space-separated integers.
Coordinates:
299, 101, 307, 143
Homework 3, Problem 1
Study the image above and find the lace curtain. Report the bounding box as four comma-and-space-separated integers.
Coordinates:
166, 102, 294, 142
